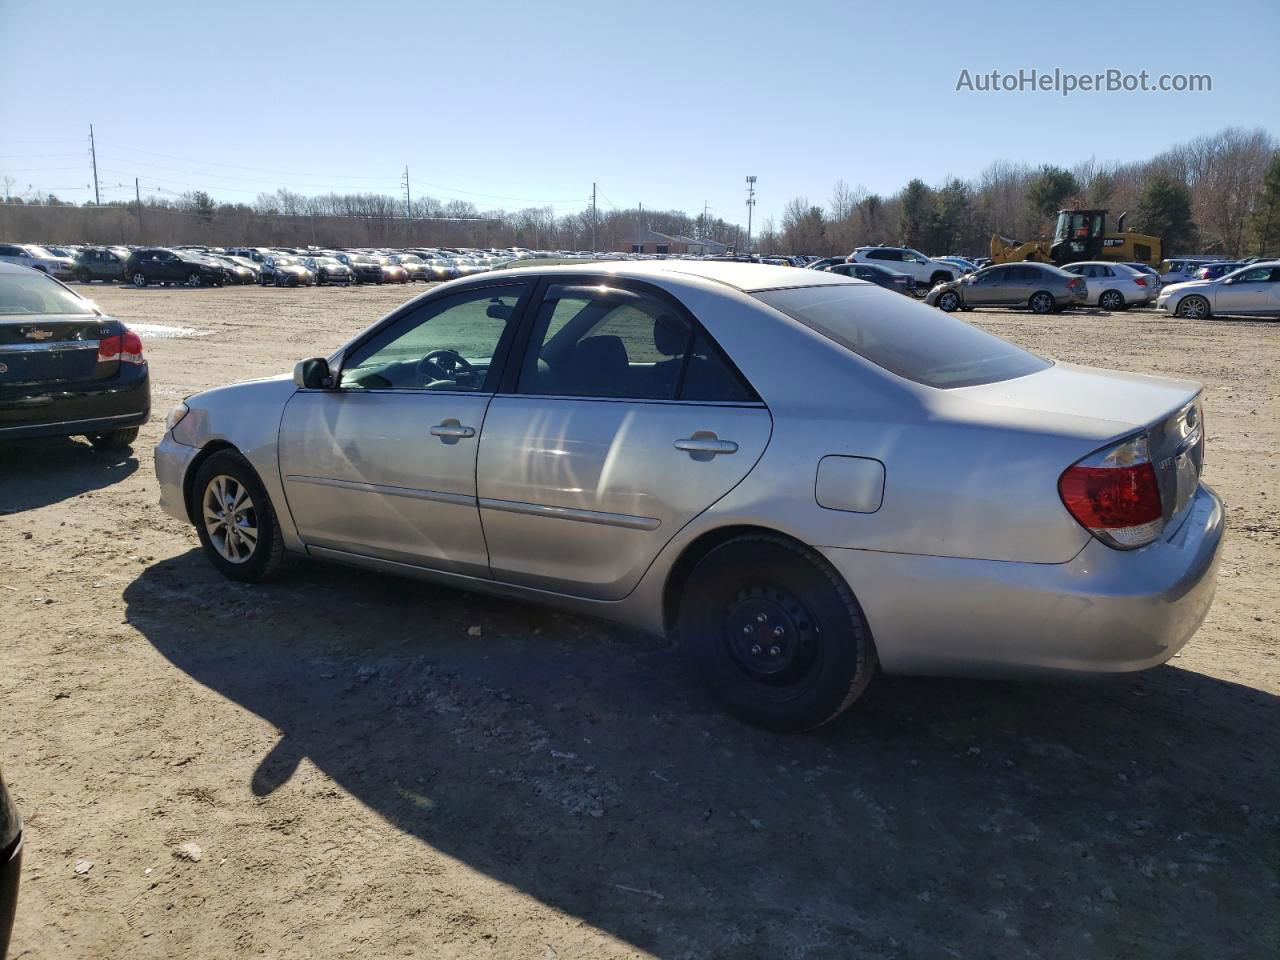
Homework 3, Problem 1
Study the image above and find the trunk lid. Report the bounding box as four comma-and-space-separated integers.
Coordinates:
953, 361, 1204, 530
0, 315, 121, 387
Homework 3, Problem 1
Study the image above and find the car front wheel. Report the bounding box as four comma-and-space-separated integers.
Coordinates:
87, 427, 139, 450
185, 272, 203, 287
131, 271, 147, 287
1176, 295, 1211, 320
677, 535, 878, 732
192, 450, 294, 583
937, 290, 960, 312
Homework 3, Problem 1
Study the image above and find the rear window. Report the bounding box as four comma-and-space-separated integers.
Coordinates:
0, 273, 96, 316
754, 284, 1050, 389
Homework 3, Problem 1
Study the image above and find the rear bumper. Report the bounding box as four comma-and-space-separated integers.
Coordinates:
820, 483, 1224, 677
0, 366, 150, 439
155, 431, 200, 523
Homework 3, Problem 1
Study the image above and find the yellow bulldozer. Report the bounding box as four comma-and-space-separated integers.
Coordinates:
990, 209, 1162, 267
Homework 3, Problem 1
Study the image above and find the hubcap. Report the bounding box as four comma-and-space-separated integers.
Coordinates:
1033, 294, 1051, 312
725, 585, 817, 683
202, 475, 258, 564
1102, 292, 1121, 309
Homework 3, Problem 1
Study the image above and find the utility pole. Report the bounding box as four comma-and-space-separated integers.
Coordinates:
135, 177, 143, 242
402, 165, 411, 219
591, 182, 597, 253
745, 175, 757, 253
89, 124, 100, 206
702, 200, 710, 238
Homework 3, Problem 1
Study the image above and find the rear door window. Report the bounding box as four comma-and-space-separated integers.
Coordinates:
754, 284, 1050, 389
517, 283, 756, 403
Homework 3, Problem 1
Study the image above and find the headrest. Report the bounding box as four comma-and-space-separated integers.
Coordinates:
653, 314, 690, 356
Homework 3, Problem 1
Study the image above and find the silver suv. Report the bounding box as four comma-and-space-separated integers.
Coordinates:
848, 246, 956, 291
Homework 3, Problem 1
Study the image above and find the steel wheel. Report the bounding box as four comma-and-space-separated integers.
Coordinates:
201, 474, 258, 564
725, 585, 819, 685
1176, 295, 1210, 319
1099, 290, 1124, 311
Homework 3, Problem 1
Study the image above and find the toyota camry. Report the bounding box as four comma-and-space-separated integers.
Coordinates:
155, 261, 1222, 731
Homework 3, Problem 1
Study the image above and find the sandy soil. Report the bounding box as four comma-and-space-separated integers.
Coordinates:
1, 282, 1277, 960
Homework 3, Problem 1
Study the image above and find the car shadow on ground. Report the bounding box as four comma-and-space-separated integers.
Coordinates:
124, 551, 1279, 959
0, 436, 139, 513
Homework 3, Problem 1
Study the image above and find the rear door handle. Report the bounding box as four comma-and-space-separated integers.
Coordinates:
674, 432, 738, 459
429, 419, 476, 443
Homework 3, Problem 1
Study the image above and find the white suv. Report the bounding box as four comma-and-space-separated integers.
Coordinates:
0, 243, 76, 280
849, 246, 957, 291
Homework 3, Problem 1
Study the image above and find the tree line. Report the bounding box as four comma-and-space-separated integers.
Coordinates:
768, 127, 1279, 258
2, 126, 1277, 258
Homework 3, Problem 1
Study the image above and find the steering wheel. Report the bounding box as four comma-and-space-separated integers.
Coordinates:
416, 349, 475, 386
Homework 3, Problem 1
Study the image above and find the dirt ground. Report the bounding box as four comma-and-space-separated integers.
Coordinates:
1, 281, 1277, 960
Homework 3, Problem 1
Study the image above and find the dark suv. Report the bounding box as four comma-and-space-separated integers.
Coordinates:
74, 246, 129, 283
124, 248, 229, 288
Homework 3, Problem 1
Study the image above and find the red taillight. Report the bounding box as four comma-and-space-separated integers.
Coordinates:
97, 328, 145, 365
1067, 276, 1083, 289
1133, 276, 1148, 287
1059, 435, 1165, 549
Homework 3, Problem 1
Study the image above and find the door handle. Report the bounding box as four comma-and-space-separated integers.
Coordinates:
674, 432, 738, 460
429, 419, 476, 443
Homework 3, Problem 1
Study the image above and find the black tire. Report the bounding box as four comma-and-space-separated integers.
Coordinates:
930, 271, 952, 288
87, 426, 139, 450
1099, 290, 1125, 311
676, 535, 878, 732
74, 268, 90, 283
1029, 291, 1055, 314
936, 290, 961, 312
191, 449, 294, 583
185, 271, 203, 288
1176, 295, 1211, 320
131, 271, 148, 288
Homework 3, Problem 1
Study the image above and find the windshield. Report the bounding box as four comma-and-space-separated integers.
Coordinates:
0, 272, 96, 316
754, 284, 1050, 389
23, 245, 55, 259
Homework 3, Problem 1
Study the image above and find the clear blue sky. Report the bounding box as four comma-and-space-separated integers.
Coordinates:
2, 0, 1277, 226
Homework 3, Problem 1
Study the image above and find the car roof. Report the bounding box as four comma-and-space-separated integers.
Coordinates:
0, 260, 47, 276
478, 259, 850, 293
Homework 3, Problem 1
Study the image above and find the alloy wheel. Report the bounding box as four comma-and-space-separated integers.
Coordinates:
202, 475, 258, 564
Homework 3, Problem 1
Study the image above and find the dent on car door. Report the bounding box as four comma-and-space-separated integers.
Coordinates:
477, 281, 772, 601
277, 282, 531, 574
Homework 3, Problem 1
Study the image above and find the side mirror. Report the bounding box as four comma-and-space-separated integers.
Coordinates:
294, 357, 333, 389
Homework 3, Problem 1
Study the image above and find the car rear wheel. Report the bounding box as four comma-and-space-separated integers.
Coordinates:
677, 535, 878, 732
1029, 291, 1055, 314
87, 427, 139, 450
937, 290, 961, 312
131, 271, 147, 287
185, 272, 203, 288
1099, 290, 1125, 311
1176, 295, 1211, 320
192, 450, 293, 583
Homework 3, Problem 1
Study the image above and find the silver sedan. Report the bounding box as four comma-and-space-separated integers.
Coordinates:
155, 262, 1223, 731
1156, 260, 1280, 318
